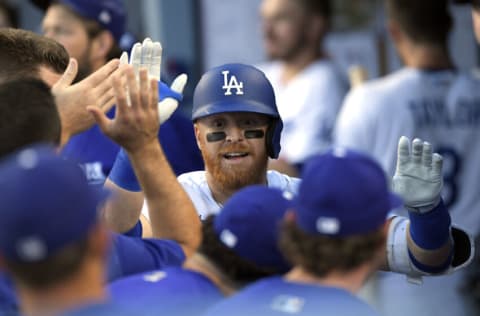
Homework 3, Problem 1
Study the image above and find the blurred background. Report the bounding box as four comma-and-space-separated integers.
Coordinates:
2, 0, 477, 113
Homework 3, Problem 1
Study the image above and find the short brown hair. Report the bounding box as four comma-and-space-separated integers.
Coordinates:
386, 0, 452, 45
0, 28, 69, 83
0, 78, 62, 157
4, 239, 88, 289
198, 216, 281, 285
280, 220, 385, 277
299, 0, 331, 20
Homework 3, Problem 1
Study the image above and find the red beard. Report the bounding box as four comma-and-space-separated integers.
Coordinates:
202, 143, 268, 192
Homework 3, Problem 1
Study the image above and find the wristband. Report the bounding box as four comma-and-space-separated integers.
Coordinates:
408, 199, 451, 250
108, 148, 141, 192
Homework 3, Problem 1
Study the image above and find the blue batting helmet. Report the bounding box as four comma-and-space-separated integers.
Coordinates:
192, 63, 283, 159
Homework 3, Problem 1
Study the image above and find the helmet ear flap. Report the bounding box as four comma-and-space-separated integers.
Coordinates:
265, 118, 283, 159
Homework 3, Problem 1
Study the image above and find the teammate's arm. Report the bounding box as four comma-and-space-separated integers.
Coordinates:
102, 180, 145, 234
380, 137, 472, 276
89, 64, 201, 258
101, 38, 186, 238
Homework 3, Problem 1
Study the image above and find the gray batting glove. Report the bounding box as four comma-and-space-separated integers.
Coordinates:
392, 136, 443, 213
120, 38, 187, 125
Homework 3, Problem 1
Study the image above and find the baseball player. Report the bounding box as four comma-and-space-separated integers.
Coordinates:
0, 67, 199, 312
204, 141, 469, 316
108, 185, 292, 316
0, 145, 144, 316
204, 149, 393, 316
450, 0, 480, 308
34, 0, 203, 185
258, 0, 348, 176
0, 27, 120, 144
333, 0, 479, 315
108, 62, 475, 285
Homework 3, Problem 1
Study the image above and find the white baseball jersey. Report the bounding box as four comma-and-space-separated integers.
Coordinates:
335, 67, 480, 235
335, 68, 480, 316
176, 170, 300, 220
259, 60, 348, 164
140, 167, 469, 281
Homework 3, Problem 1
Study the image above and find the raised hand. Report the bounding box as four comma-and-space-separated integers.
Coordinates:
392, 136, 443, 213
120, 38, 187, 125
87, 65, 159, 153
52, 58, 119, 145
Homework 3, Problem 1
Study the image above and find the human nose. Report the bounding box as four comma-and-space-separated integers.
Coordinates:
225, 126, 244, 142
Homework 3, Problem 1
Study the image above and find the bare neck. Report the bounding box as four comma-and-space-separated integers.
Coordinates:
400, 42, 453, 70
183, 253, 237, 296
17, 264, 107, 316
284, 265, 372, 294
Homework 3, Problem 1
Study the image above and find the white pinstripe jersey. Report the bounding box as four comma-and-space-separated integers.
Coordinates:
335, 67, 480, 235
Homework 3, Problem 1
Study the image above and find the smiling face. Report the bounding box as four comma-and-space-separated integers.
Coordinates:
195, 112, 271, 191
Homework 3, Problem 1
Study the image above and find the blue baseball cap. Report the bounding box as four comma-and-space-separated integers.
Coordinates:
214, 185, 293, 273
295, 147, 403, 237
34, 0, 126, 43
0, 144, 110, 262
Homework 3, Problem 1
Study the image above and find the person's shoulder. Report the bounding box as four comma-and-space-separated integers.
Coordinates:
177, 170, 209, 197
302, 60, 348, 87
177, 171, 220, 218
256, 61, 282, 76
109, 268, 223, 316
178, 170, 206, 185
267, 170, 300, 193
452, 69, 480, 90
343, 68, 414, 109
204, 277, 283, 316
61, 302, 139, 316
310, 60, 343, 77
110, 267, 216, 293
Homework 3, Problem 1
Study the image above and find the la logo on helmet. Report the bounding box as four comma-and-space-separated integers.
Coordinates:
222, 70, 244, 96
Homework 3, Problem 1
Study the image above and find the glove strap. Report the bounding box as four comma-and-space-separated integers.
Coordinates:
405, 196, 441, 214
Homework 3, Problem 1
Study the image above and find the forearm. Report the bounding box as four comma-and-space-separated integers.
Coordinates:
406, 200, 453, 273
127, 141, 201, 257
383, 203, 455, 277
102, 179, 144, 233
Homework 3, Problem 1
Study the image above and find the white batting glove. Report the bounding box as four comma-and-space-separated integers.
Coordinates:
392, 136, 443, 213
119, 38, 188, 125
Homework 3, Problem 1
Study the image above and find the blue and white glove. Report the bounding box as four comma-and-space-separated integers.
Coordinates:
392, 136, 452, 274
392, 136, 443, 213
109, 38, 188, 191
119, 37, 188, 124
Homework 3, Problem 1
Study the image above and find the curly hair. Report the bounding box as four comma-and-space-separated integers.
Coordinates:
279, 220, 385, 277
